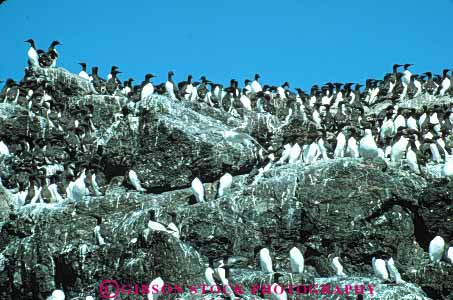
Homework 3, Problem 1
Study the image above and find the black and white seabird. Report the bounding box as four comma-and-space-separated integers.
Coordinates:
78, 63, 90, 80
165, 71, 178, 99
251, 74, 262, 94
429, 235, 445, 263
331, 256, 346, 276
140, 74, 156, 100
24, 39, 39, 67
191, 177, 204, 203
107, 65, 119, 80
105, 69, 122, 95
47, 40, 62, 68
90, 67, 106, 93
178, 74, 193, 100
93, 216, 107, 246
372, 257, 389, 280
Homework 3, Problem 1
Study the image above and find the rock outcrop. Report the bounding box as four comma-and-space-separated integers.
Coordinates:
0, 66, 451, 300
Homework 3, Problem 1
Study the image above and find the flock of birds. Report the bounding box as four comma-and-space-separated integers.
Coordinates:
46, 232, 453, 300
0, 39, 452, 300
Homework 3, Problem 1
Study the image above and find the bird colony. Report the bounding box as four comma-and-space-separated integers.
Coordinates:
0, 39, 451, 300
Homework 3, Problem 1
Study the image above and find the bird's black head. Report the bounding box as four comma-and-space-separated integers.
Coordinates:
168, 71, 174, 76
404, 63, 413, 69
50, 40, 62, 47
78, 62, 87, 68
282, 81, 290, 88
5, 78, 15, 86
24, 39, 35, 46
145, 73, 156, 80
255, 74, 260, 80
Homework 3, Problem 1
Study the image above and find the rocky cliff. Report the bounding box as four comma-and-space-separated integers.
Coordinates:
0, 66, 452, 300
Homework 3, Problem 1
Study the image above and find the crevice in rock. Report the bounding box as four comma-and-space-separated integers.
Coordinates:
54, 255, 77, 291
365, 196, 431, 250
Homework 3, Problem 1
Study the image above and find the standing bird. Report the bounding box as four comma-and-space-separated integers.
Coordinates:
216, 172, 233, 198
386, 257, 405, 284
122, 78, 134, 96
441, 149, 453, 177
128, 169, 146, 192
105, 69, 122, 95
402, 63, 413, 86
289, 244, 304, 274
251, 74, 262, 94
93, 216, 106, 246
204, 257, 216, 289
331, 257, 346, 276
257, 239, 273, 273
78, 62, 90, 80
66, 169, 87, 201
303, 139, 321, 164
90, 66, 106, 93
240, 88, 252, 110
141, 74, 156, 100
390, 129, 408, 164
334, 128, 346, 158
437, 69, 451, 97
220, 266, 236, 300
429, 236, 445, 263
107, 66, 119, 80
406, 137, 421, 174
178, 74, 193, 100
25, 39, 39, 67
359, 129, 379, 159
148, 277, 164, 300
47, 40, 62, 68
346, 129, 359, 158
288, 143, 301, 164
165, 71, 178, 100
372, 257, 389, 280
191, 177, 204, 203
48, 176, 64, 203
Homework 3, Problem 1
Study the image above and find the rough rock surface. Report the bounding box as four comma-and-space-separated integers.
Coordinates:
0, 67, 451, 300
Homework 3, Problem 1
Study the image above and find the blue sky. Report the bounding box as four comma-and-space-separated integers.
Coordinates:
1, 0, 452, 89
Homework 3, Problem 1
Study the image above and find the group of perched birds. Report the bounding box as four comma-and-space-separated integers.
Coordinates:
0, 39, 452, 300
